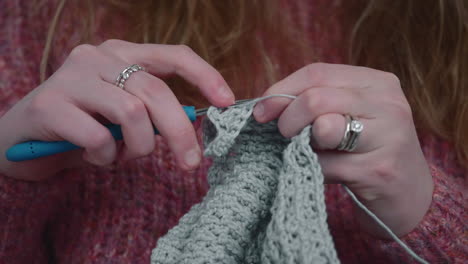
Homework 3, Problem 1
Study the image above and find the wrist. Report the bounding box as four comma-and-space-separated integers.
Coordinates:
353, 165, 434, 238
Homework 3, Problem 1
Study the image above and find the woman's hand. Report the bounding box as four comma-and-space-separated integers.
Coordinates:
0, 40, 234, 181
253, 63, 433, 237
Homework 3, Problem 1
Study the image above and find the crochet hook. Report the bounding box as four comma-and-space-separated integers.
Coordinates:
5, 99, 254, 162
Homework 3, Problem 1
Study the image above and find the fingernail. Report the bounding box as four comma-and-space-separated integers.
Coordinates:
253, 102, 264, 118
219, 85, 234, 101
184, 147, 201, 168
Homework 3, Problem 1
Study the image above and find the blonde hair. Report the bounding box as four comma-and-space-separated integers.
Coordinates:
41, 0, 468, 167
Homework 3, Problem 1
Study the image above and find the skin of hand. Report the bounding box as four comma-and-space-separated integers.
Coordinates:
0, 40, 234, 181
253, 63, 434, 238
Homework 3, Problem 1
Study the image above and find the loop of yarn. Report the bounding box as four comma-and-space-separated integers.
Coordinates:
151, 98, 339, 264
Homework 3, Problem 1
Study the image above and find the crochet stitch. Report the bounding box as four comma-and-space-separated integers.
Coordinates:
151, 98, 339, 264
0, 2, 465, 263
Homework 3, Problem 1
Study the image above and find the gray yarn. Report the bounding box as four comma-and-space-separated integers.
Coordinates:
151, 99, 339, 264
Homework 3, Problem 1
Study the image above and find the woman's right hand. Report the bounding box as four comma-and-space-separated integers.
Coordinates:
0, 40, 234, 181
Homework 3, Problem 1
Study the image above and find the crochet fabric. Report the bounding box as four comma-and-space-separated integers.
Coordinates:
151, 101, 339, 264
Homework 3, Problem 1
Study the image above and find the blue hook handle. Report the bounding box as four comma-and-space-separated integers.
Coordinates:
6, 106, 197, 162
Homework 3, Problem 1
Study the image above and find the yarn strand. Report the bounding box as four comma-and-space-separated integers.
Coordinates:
250, 94, 428, 264
151, 93, 428, 264
342, 185, 429, 264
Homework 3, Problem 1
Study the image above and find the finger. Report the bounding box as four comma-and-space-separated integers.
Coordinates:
315, 150, 362, 184
309, 113, 346, 150
120, 70, 202, 170
308, 113, 379, 154
66, 48, 202, 170
27, 101, 118, 166
275, 87, 375, 136
266, 63, 390, 95
255, 63, 400, 122
54, 141, 124, 170
66, 80, 156, 162
96, 40, 235, 107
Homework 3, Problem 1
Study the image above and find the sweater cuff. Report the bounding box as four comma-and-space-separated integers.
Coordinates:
374, 164, 467, 262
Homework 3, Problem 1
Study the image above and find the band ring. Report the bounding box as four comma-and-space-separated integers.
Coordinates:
115, 64, 145, 90
336, 114, 364, 152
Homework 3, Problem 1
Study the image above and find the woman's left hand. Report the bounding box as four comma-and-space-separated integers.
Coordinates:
253, 63, 434, 238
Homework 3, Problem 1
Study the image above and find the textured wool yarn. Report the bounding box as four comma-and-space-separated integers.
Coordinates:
151, 97, 339, 264
151, 95, 428, 264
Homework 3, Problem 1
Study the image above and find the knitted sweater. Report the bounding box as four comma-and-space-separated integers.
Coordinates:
0, 0, 466, 263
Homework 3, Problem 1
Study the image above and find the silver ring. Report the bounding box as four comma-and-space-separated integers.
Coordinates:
336, 114, 363, 152
115, 64, 145, 90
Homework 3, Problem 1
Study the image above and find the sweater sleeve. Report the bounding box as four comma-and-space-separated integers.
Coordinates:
0, 1, 64, 261
370, 164, 467, 263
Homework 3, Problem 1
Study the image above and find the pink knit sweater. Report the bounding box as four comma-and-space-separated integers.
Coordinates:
0, 0, 466, 263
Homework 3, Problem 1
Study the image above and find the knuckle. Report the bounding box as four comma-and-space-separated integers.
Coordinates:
175, 126, 194, 139
311, 62, 328, 69
205, 74, 226, 92
169, 126, 195, 144
175, 44, 195, 57
69, 44, 97, 61
172, 45, 213, 82
26, 92, 55, 117
384, 96, 413, 122
119, 98, 147, 123
304, 63, 327, 83
138, 75, 167, 100
99, 39, 126, 50
371, 158, 399, 184
303, 89, 326, 113
383, 71, 401, 86
87, 129, 113, 149
392, 101, 413, 120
